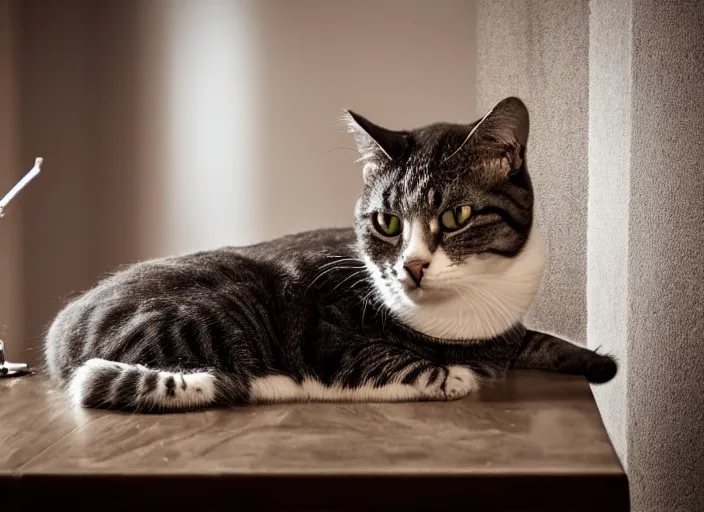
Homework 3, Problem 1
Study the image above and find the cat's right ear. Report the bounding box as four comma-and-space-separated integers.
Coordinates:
343, 110, 408, 183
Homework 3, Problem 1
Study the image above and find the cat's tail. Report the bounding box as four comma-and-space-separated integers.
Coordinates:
67, 358, 246, 413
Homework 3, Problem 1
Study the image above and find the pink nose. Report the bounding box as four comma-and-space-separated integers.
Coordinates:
403, 259, 429, 287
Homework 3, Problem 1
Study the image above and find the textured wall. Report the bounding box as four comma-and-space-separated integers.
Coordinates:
587, 0, 631, 467
627, 1, 704, 510
476, 0, 590, 345
480, 1, 704, 511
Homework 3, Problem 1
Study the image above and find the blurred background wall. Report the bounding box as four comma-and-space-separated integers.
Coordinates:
0, 0, 477, 363
0, 0, 21, 354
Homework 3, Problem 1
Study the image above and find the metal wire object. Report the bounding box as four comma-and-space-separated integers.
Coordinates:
0, 157, 43, 378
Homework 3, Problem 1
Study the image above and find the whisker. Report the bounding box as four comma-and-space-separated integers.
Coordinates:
305, 265, 363, 294
345, 277, 371, 293
318, 257, 364, 265
326, 146, 359, 154
317, 258, 365, 270
360, 289, 378, 326
329, 271, 367, 294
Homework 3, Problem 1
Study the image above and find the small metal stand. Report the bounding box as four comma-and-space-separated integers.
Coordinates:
0, 157, 43, 379
0, 339, 32, 378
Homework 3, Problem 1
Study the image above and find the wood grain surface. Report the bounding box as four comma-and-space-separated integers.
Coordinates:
0, 370, 628, 511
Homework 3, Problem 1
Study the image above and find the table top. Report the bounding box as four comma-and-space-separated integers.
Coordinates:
0, 370, 628, 511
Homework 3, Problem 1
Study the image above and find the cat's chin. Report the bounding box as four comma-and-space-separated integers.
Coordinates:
402, 285, 455, 304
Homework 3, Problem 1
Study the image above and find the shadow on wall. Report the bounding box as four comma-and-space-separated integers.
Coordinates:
11, 0, 477, 364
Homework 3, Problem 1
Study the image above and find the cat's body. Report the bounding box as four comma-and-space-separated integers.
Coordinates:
46, 227, 520, 411
44, 97, 617, 413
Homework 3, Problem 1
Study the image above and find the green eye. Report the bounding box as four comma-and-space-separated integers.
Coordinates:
440, 205, 472, 231
373, 212, 401, 237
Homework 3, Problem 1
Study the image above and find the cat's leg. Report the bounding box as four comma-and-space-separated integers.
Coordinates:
511, 329, 617, 383
392, 363, 481, 401
72, 354, 480, 409
249, 365, 479, 404
428, 365, 481, 400
249, 345, 481, 404
68, 358, 250, 413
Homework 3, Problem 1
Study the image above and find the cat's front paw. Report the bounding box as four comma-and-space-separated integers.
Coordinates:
415, 365, 479, 401
442, 365, 480, 400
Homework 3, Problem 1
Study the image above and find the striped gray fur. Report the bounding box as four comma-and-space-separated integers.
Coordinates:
43, 97, 617, 413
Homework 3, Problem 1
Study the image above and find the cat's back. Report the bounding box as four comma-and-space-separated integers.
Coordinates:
235, 227, 357, 262
55, 227, 357, 312
44, 227, 358, 380
170, 226, 358, 281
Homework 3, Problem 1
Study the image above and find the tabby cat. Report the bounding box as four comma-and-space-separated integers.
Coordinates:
44, 97, 616, 413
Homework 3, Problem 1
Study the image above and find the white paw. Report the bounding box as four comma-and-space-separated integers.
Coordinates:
413, 366, 444, 398
442, 365, 480, 400
413, 365, 480, 401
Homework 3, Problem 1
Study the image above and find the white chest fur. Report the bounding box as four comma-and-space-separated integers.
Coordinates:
366, 226, 546, 341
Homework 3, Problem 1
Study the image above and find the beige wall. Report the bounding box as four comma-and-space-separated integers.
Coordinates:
0, 0, 22, 361
10, 0, 477, 364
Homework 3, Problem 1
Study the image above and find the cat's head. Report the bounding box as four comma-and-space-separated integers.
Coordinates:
346, 97, 546, 341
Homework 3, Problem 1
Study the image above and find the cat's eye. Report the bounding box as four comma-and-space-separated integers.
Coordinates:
373, 212, 401, 237
440, 205, 472, 231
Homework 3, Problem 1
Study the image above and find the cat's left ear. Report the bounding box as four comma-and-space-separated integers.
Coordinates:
458, 97, 530, 175
472, 96, 529, 148
343, 110, 408, 182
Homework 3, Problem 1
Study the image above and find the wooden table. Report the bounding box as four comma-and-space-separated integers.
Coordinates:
0, 370, 628, 511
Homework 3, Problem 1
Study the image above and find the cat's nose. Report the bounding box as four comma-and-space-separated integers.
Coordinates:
403, 259, 430, 287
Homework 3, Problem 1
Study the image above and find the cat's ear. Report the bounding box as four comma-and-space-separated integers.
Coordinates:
459, 97, 529, 175
343, 110, 408, 182
472, 96, 529, 148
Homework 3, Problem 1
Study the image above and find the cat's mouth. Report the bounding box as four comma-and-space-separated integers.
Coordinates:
399, 280, 455, 303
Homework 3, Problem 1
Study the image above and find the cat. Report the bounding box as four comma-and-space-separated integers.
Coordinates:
43, 97, 617, 413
